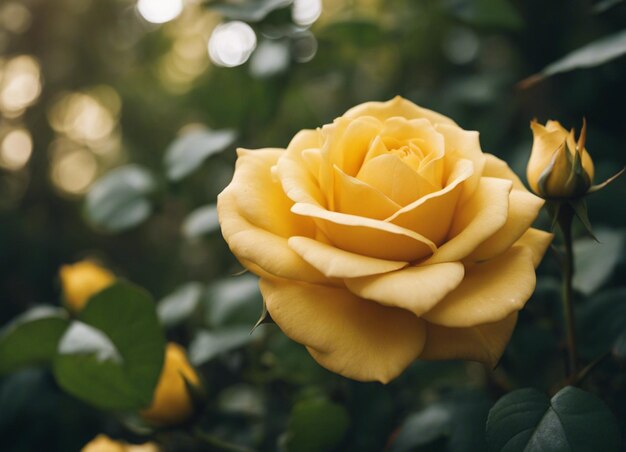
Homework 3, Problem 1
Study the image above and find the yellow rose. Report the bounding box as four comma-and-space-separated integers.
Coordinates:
527, 120, 594, 198
81, 434, 158, 452
60, 260, 115, 312
141, 342, 202, 426
218, 96, 553, 383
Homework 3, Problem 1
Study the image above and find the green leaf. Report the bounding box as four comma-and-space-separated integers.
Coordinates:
318, 20, 385, 48
486, 386, 620, 452
164, 129, 236, 181
573, 228, 624, 295
285, 397, 350, 452
209, 0, 291, 22
188, 327, 255, 366
206, 275, 261, 328
612, 330, 626, 360
578, 288, 626, 359
0, 307, 69, 375
181, 204, 219, 239
392, 390, 490, 452
53, 282, 165, 410
85, 165, 156, 233
157, 282, 204, 328
445, 0, 523, 30
521, 29, 626, 87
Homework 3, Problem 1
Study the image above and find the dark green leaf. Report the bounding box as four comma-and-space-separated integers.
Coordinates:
0, 307, 69, 374
206, 275, 261, 328
578, 288, 626, 359
486, 386, 620, 452
209, 0, 291, 22
181, 204, 219, 239
164, 129, 236, 181
522, 29, 626, 87
573, 228, 624, 295
157, 282, 204, 328
53, 282, 165, 410
188, 327, 255, 366
445, 0, 523, 30
85, 165, 156, 233
285, 397, 350, 452
612, 330, 626, 360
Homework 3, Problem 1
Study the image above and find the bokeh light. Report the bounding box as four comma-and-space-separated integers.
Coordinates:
0, 128, 33, 171
0, 55, 42, 116
0, 2, 32, 34
50, 147, 98, 195
137, 0, 183, 24
292, 0, 322, 27
208, 21, 257, 68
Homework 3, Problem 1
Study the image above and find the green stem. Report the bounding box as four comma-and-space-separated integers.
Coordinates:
558, 204, 578, 377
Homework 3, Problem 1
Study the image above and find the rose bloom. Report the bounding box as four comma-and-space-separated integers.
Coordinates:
218, 97, 552, 383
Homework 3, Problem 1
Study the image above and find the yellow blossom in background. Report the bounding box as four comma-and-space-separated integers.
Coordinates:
59, 260, 115, 312
81, 434, 158, 452
218, 96, 553, 383
141, 342, 202, 426
527, 120, 594, 199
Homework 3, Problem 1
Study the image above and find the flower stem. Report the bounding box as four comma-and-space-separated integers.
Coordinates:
558, 204, 578, 377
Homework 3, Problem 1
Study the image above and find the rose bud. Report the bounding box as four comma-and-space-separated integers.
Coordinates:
527, 120, 594, 199
60, 260, 115, 312
141, 343, 203, 426
81, 434, 158, 452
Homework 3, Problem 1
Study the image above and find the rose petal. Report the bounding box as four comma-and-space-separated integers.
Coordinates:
322, 116, 382, 177
466, 188, 544, 262
333, 165, 401, 220
423, 246, 536, 327
277, 135, 326, 207
419, 313, 518, 368
292, 202, 436, 261
288, 236, 407, 278
343, 96, 457, 127
514, 228, 554, 268
482, 153, 527, 191
218, 149, 327, 284
357, 153, 436, 206
435, 123, 486, 201
260, 277, 427, 383
386, 159, 473, 245
424, 177, 512, 264
345, 262, 464, 316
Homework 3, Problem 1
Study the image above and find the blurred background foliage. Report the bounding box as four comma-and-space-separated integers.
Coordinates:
1, 0, 625, 450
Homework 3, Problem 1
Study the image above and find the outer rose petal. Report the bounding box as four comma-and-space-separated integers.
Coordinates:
292, 202, 436, 261
424, 177, 512, 264
482, 153, 527, 191
288, 236, 407, 278
466, 188, 544, 262
435, 124, 486, 201
514, 228, 554, 268
260, 277, 427, 383
420, 313, 518, 368
344, 262, 464, 316
423, 246, 536, 327
343, 96, 457, 127
218, 149, 328, 284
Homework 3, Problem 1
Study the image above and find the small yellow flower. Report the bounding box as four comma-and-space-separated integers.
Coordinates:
60, 260, 115, 312
141, 342, 202, 426
81, 434, 158, 452
527, 120, 594, 199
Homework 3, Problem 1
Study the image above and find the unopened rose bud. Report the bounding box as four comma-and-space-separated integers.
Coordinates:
141, 343, 202, 426
527, 120, 594, 199
60, 260, 115, 312
81, 434, 158, 452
